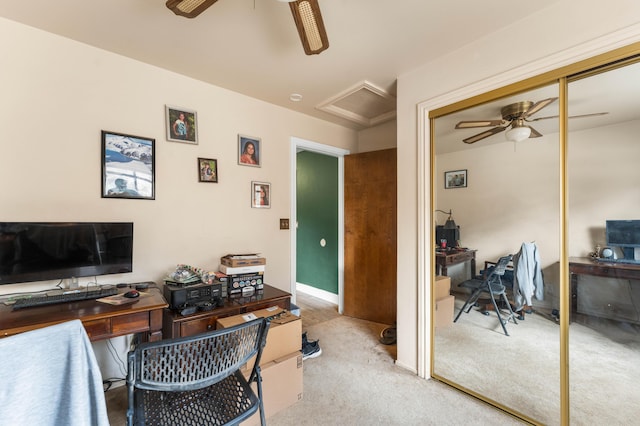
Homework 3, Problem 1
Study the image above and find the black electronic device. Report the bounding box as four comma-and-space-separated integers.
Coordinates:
0, 222, 133, 285
436, 225, 460, 247
163, 281, 223, 310
123, 290, 140, 298
605, 220, 640, 263
11, 286, 118, 310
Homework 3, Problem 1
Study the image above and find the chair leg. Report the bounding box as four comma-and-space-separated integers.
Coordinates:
488, 290, 510, 336
454, 288, 482, 323
500, 292, 518, 325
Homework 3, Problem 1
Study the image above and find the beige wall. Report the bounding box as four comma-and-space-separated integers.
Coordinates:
396, 1, 640, 372
0, 17, 357, 297
357, 120, 397, 152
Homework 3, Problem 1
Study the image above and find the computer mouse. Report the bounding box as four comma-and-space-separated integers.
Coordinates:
123, 290, 140, 299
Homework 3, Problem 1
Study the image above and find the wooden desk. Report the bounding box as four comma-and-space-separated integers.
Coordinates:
436, 249, 477, 278
569, 257, 640, 323
0, 286, 168, 342
163, 284, 291, 339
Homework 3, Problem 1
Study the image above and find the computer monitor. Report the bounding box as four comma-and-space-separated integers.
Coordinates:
606, 220, 640, 261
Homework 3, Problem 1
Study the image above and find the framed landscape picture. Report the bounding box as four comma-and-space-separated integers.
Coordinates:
166, 105, 198, 144
101, 130, 155, 200
445, 169, 467, 189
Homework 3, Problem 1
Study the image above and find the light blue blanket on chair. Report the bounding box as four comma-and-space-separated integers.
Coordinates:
0, 319, 109, 426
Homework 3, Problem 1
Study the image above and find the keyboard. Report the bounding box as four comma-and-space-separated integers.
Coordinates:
12, 286, 118, 310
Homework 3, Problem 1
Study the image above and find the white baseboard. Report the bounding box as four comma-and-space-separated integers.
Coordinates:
295, 282, 339, 305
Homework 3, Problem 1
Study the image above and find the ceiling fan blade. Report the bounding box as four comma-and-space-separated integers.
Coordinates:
528, 126, 543, 138
463, 126, 507, 144
166, 0, 219, 18
523, 97, 558, 118
455, 119, 504, 129
527, 112, 609, 122
289, 0, 330, 55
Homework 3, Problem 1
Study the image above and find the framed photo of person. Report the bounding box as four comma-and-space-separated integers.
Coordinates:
251, 181, 271, 208
198, 157, 218, 183
166, 105, 198, 144
444, 169, 467, 189
101, 130, 155, 200
238, 134, 261, 167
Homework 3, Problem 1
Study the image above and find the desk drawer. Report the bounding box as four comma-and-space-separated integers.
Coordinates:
84, 319, 111, 340
180, 316, 219, 337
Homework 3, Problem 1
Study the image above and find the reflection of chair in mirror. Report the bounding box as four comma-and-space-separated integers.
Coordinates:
126, 317, 270, 426
454, 255, 519, 336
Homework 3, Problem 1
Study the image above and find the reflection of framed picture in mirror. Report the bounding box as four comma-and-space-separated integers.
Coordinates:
238, 134, 261, 167
198, 158, 218, 183
166, 105, 198, 144
444, 169, 467, 189
101, 130, 155, 200
251, 181, 270, 208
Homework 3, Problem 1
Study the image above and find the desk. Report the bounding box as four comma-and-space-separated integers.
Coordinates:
436, 249, 477, 278
0, 287, 168, 342
163, 284, 291, 339
569, 257, 640, 323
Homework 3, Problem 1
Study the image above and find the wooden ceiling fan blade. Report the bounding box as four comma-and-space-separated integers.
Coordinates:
455, 119, 504, 129
463, 126, 506, 144
528, 112, 609, 122
289, 0, 329, 55
528, 126, 543, 138
523, 97, 558, 118
166, 0, 219, 18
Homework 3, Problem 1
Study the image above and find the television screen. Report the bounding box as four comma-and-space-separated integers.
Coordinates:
0, 222, 133, 285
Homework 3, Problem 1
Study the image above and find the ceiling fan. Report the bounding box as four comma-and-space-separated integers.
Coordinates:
454, 97, 608, 144
165, 0, 329, 55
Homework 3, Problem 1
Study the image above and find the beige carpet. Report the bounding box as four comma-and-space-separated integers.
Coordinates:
436, 297, 640, 425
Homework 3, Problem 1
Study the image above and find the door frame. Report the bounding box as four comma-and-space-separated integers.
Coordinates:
289, 137, 350, 312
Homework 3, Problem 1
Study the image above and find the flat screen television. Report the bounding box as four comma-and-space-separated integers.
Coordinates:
606, 220, 640, 262
0, 222, 133, 285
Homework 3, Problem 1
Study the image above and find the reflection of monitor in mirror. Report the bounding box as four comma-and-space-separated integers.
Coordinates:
436, 225, 460, 248
606, 220, 640, 262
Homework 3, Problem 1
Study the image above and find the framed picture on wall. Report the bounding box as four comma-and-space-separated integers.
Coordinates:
444, 169, 467, 189
238, 134, 261, 167
251, 181, 270, 208
198, 157, 218, 183
165, 105, 198, 144
101, 130, 155, 200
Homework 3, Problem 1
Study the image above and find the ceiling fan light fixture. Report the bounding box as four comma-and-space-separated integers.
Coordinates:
166, 0, 219, 18
505, 122, 532, 142
289, 0, 329, 55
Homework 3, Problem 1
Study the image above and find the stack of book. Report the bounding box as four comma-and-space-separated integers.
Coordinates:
219, 254, 266, 294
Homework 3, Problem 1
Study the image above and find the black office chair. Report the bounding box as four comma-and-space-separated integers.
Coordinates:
454, 254, 518, 336
126, 317, 270, 426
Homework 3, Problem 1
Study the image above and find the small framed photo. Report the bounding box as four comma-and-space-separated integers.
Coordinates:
445, 169, 467, 189
166, 105, 198, 144
101, 130, 155, 200
198, 158, 218, 183
251, 181, 271, 208
238, 134, 261, 167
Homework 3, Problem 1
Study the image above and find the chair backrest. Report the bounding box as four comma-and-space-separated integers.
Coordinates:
486, 255, 513, 283
127, 317, 269, 393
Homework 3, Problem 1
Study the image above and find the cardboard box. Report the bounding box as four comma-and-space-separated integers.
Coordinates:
241, 352, 303, 426
435, 295, 455, 329
216, 307, 302, 366
434, 275, 451, 300
221, 255, 266, 267
219, 264, 266, 275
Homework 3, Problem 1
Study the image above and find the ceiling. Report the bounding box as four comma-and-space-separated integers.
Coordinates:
0, 0, 560, 130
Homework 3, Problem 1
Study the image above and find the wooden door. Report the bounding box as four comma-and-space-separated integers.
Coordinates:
344, 148, 397, 325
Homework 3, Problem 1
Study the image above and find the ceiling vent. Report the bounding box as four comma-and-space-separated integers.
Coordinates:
317, 81, 396, 127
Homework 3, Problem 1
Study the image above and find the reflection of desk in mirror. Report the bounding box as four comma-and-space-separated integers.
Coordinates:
569, 257, 640, 323
436, 249, 476, 279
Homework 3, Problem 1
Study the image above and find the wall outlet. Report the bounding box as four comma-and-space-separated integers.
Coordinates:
280, 218, 290, 230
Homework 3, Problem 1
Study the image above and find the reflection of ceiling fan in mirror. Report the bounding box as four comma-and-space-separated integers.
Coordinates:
165, 0, 329, 55
455, 97, 608, 144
